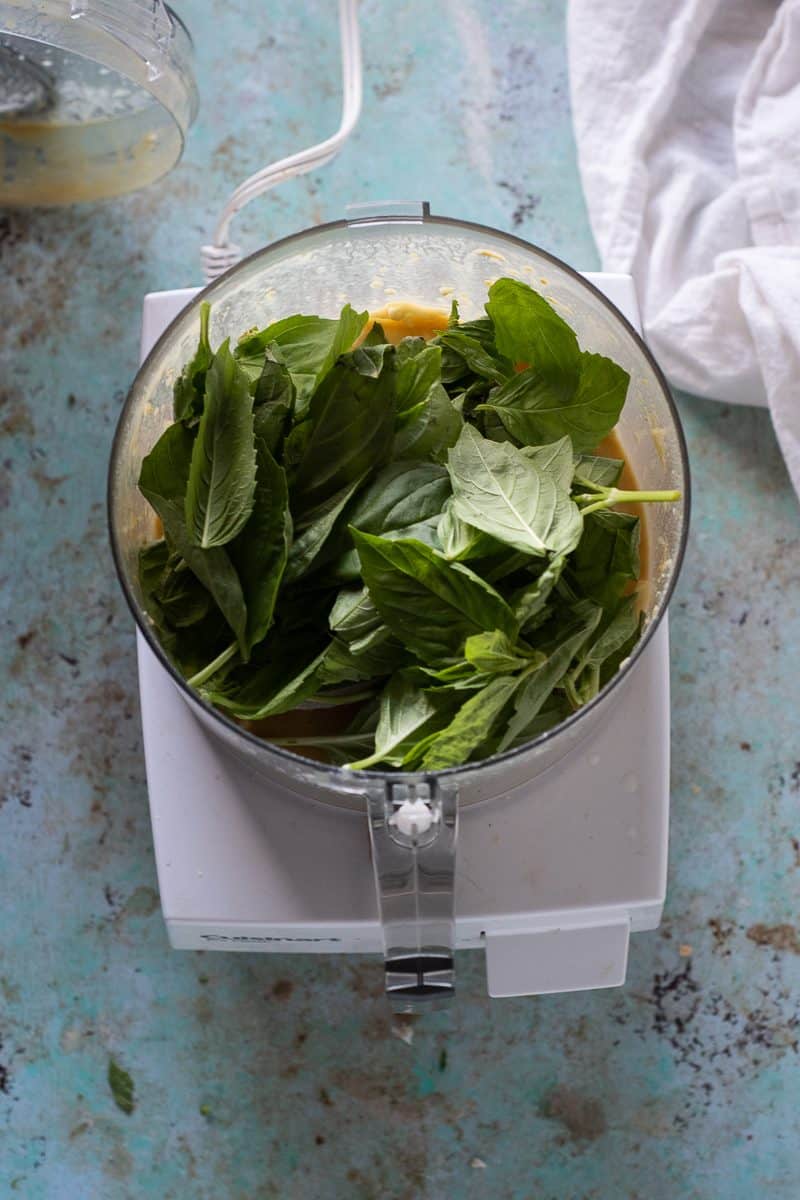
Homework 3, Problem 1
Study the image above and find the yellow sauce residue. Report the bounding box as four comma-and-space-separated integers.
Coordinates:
364, 301, 451, 345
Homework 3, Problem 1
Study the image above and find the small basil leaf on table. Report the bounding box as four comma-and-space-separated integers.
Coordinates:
352, 530, 518, 663
139, 422, 248, 652
235, 304, 368, 415
284, 475, 366, 585
566, 509, 640, 611
391, 381, 463, 462
421, 673, 522, 770
345, 672, 450, 770
485, 278, 581, 397
496, 600, 603, 752
227, 437, 291, 657
292, 351, 397, 514
173, 301, 213, 424
447, 424, 583, 558
185, 341, 257, 549
574, 453, 624, 488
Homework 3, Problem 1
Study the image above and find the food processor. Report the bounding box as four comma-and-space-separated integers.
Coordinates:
110, 207, 690, 1008
106, 0, 689, 1008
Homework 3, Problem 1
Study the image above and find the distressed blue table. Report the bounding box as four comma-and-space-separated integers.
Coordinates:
2, 2, 798, 1196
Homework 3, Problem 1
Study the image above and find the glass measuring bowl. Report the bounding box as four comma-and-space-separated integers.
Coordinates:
109, 206, 690, 1007
0, 0, 197, 204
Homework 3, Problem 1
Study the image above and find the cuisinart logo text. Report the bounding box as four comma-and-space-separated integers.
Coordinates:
200, 934, 342, 944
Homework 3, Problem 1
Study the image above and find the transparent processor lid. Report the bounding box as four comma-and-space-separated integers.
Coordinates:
0, 0, 197, 204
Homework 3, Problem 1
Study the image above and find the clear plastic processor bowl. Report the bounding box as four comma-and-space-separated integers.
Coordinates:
0, 0, 197, 204
109, 209, 690, 1005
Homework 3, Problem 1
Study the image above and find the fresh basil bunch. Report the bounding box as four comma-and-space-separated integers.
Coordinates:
138, 278, 678, 770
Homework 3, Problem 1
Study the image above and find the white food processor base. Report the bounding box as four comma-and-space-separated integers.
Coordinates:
137, 273, 670, 1000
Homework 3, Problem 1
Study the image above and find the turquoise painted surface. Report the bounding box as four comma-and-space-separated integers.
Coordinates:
1, 2, 798, 1197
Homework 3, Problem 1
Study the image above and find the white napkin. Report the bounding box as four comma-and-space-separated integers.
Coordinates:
567, 0, 800, 495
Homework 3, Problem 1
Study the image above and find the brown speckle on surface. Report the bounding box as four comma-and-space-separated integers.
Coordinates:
746, 924, 800, 955
540, 1085, 607, 1141
272, 979, 293, 1002
740, 741, 751, 751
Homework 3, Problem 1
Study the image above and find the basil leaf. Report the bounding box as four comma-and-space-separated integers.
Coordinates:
568, 595, 640, 704
391, 381, 463, 462
235, 304, 368, 414
352, 530, 518, 662
464, 630, 542, 674
284, 475, 366, 585
228, 437, 291, 656
252, 353, 295, 457
510, 554, 566, 631
156, 556, 212, 628
497, 600, 602, 751
206, 642, 330, 720
329, 585, 383, 648
447, 424, 583, 558
346, 673, 447, 769
574, 453, 624, 488
480, 352, 629, 453
185, 341, 257, 549
421, 674, 522, 770
395, 344, 443, 416
319, 635, 407, 686
173, 302, 213, 425
566, 509, 639, 610
435, 329, 511, 386
139, 423, 248, 651
292, 352, 397, 513
486, 278, 580, 398
438, 500, 506, 562
520, 437, 574, 492
347, 460, 451, 536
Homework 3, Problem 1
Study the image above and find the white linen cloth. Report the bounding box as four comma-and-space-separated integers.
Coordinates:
567, 0, 800, 495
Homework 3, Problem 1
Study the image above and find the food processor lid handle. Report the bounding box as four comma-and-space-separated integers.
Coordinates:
200, 0, 362, 282
366, 780, 458, 1011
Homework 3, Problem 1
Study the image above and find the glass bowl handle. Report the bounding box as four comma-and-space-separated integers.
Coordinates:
366, 779, 458, 1010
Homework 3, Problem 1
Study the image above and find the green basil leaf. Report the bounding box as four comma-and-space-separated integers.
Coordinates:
574, 453, 624, 488
205, 642, 330, 720
435, 329, 511, 386
292, 352, 397, 513
485, 278, 580, 397
252, 352, 295, 456
464, 629, 542, 674
156, 557, 212, 628
391, 381, 463, 462
568, 595, 640, 704
497, 600, 602, 751
173, 302, 213, 425
185, 341, 257, 549
566, 509, 640, 610
284, 475, 366, 585
447, 424, 583, 557
421, 674, 522, 769
480, 352, 629, 453
346, 672, 447, 769
139, 423, 248, 651
395, 344, 443, 416
352, 530, 518, 663
347, 460, 451, 536
235, 304, 368, 414
438, 499, 506, 562
510, 554, 566, 631
228, 436, 291, 656
520, 436, 574, 492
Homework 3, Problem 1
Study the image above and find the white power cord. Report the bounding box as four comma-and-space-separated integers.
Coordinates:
200, 0, 362, 282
